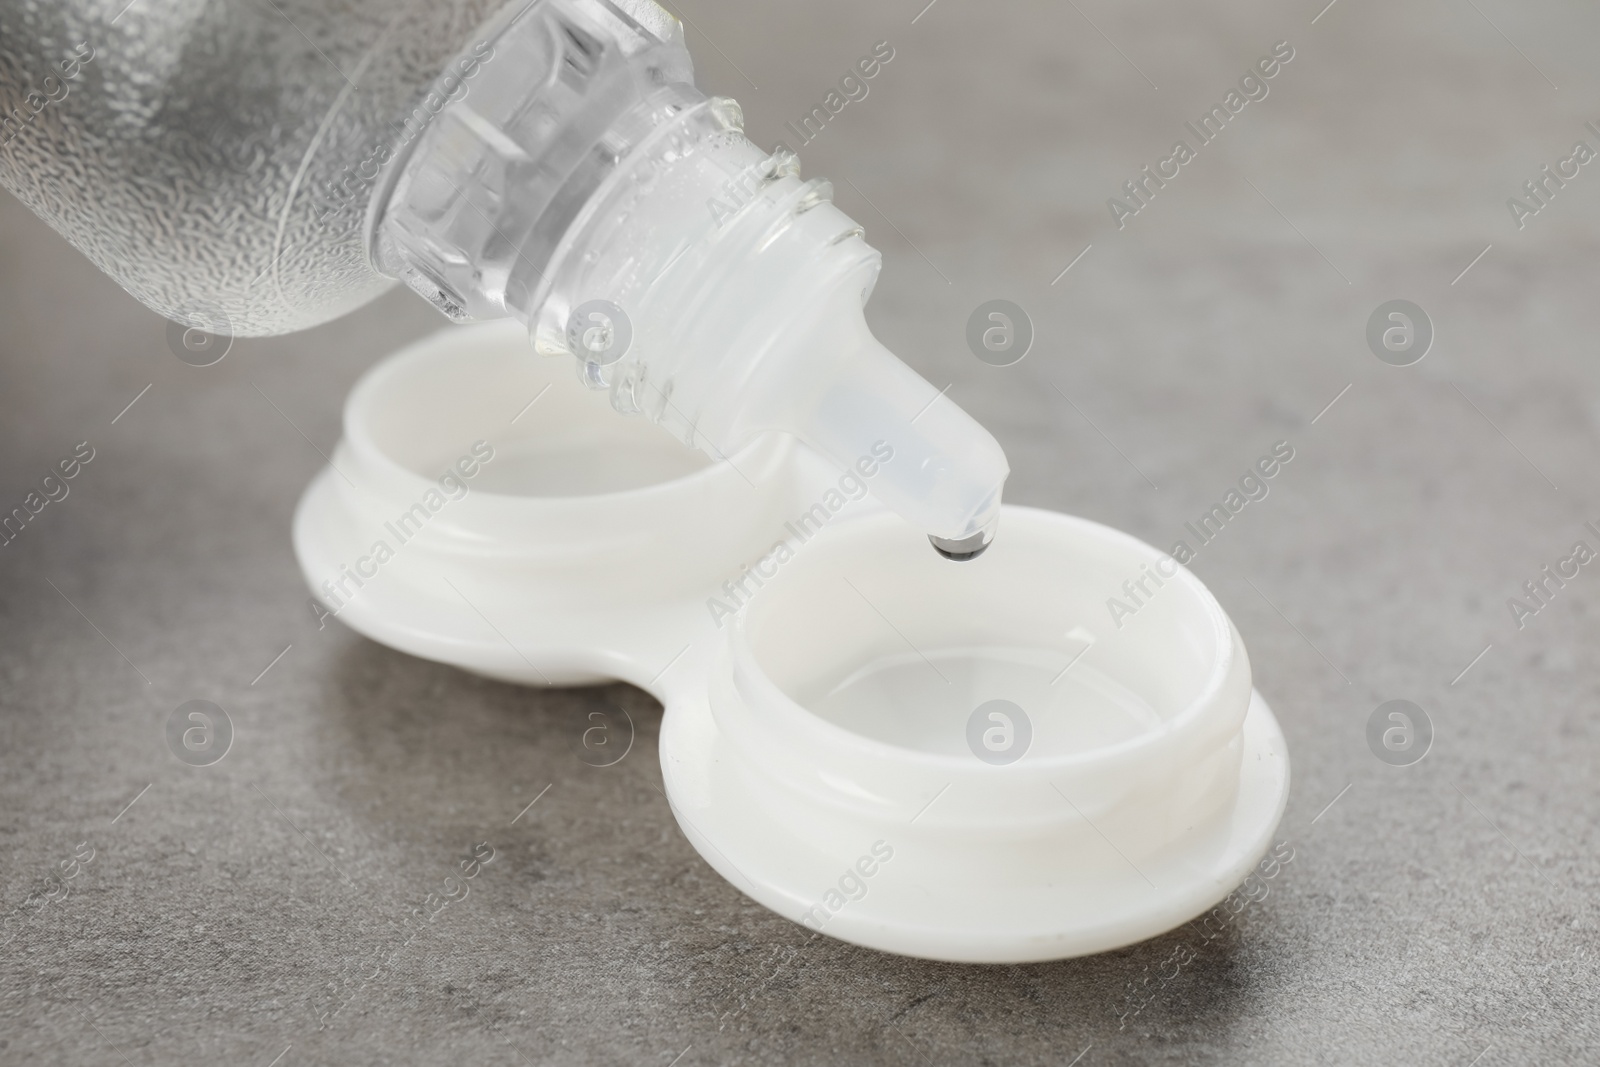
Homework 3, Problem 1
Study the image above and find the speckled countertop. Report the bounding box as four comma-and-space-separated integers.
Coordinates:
2, 1, 1597, 1064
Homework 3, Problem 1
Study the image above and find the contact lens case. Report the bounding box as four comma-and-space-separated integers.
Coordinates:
293, 321, 1290, 963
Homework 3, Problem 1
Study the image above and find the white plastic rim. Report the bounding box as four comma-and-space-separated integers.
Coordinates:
293, 321, 1291, 963
293, 320, 802, 687
661, 507, 1289, 962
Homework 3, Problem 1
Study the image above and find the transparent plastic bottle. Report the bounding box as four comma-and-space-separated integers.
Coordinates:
0, 0, 1007, 553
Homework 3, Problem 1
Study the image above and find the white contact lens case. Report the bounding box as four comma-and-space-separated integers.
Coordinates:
293, 321, 1290, 963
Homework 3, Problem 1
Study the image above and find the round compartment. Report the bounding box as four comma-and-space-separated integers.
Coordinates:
743, 510, 1240, 769
345, 324, 714, 500
293, 321, 800, 687
661, 506, 1288, 962
723, 507, 1252, 843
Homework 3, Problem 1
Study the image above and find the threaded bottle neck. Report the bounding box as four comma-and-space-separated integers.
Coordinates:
371, 0, 697, 323
374, 0, 1009, 546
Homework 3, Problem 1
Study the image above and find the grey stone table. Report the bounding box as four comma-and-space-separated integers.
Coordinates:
2, 1, 1598, 1064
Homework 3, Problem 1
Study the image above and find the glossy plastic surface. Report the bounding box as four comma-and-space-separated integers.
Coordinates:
293, 321, 1290, 962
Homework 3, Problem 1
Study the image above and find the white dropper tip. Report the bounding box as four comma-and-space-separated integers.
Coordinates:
753, 289, 1009, 559
929, 517, 999, 562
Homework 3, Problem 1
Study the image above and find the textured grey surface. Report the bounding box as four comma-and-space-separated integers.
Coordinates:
3, 0, 1600, 1064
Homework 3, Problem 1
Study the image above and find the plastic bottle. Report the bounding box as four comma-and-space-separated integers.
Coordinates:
0, 0, 1007, 554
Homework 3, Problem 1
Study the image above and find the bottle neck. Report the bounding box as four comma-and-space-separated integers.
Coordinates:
373, 0, 1009, 546
370, 0, 697, 322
